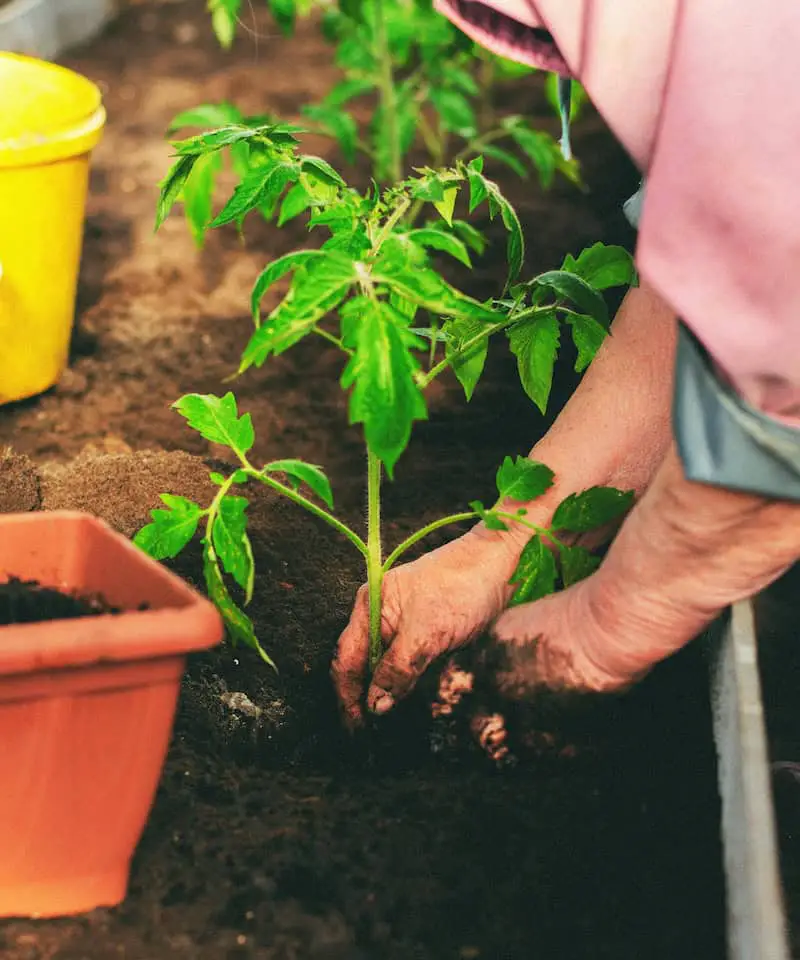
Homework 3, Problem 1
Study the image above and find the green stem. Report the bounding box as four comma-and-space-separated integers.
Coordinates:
373, 0, 402, 183
243, 465, 369, 557
383, 511, 477, 571
366, 449, 384, 669
314, 326, 352, 353
419, 304, 548, 388
383, 506, 568, 573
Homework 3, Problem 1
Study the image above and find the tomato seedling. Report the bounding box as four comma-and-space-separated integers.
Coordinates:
136, 118, 636, 668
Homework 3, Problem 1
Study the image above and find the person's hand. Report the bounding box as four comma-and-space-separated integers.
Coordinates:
331, 524, 524, 727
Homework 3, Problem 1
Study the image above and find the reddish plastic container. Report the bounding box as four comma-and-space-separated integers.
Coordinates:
0, 512, 222, 918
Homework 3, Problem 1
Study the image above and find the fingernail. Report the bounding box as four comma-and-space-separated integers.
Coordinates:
371, 693, 394, 715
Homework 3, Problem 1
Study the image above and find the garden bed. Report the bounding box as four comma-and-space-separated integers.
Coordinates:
0, 2, 728, 957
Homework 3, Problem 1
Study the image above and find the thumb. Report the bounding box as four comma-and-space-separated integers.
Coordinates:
367, 628, 437, 715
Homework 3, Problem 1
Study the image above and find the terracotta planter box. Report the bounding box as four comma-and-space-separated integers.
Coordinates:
0, 511, 222, 919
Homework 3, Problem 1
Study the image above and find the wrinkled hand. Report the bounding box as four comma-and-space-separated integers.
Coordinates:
331, 526, 522, 727
432, 573, 644, 762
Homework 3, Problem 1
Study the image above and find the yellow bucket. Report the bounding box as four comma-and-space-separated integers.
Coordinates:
0, 53, 105, 404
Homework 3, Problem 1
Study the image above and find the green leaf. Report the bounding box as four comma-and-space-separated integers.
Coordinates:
559, 545, 601, 588
134, 494, 203, 560
268, 0, 296, 34
172, 123, 283, 156
301, 155, 346, 186
211, 160, 298, 227
263, 458, 334, 508
444, 316, 488, 400
509, 535, 557, 605
173, 392, 255, 457
561, 243, 636, 291
407, 228, 471, 267
209, 0, 241, 48
156, 155, 196, 230
552, 487, 635, 533
433, 186, 458, 226
495, 455, 554, 502
242, 254, 356, 368
466, 158, 524, 284
277, 183, 311, 226
325, 77, 375, 106
371, 258, 497, 323
212, 495, 254, 599
340, 297, 427, 475
567, 312, 607, 373
204, 545, 275, 668
430, 88, 477, 137
469, 499, 508, 532
505, 122, 559, 188
168, 102, 244, 131
479, 144, 528, 179
451, 219, 487, 255
181, 151, 222, 247
305, 103, 359, 160
507, 309, 560, 414
534, 270, 610, 328
250, 250, 326, 319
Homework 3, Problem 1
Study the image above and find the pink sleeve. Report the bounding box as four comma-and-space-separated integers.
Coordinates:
637, 1, 800, 418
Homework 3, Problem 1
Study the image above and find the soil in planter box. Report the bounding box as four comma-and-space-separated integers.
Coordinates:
0, 578, 117, 625
0, 2, 727, 958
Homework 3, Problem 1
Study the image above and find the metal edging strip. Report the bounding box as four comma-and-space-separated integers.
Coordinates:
708, 601, 789, 960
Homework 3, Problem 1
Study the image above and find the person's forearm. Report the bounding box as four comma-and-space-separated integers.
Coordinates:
584, 441, 800, 679
476, 281, 676, 552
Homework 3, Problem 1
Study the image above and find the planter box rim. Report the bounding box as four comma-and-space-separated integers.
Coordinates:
0, 511, 222, 678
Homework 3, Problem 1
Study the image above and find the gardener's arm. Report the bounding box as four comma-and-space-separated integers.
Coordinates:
332, 280, 677, 722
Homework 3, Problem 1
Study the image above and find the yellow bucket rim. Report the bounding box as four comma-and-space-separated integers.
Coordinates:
0, 53, 106, 168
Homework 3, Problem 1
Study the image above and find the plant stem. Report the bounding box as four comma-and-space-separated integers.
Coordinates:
243, 465, 369, 557
419, 305, 548, 388
383, 511, 477, 571
383, 506, 569, 573
366, 449, 384, 669
314, 326, 352, 353
373, 0, 402, 184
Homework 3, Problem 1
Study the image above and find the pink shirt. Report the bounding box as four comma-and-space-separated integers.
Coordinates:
435, 0, 800, 418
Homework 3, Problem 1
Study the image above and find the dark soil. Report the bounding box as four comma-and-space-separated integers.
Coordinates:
0, 578, 117, 625
0, 2, 729, 958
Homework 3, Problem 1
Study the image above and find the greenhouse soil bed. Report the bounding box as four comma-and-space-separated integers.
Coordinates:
0, 1, 728, 956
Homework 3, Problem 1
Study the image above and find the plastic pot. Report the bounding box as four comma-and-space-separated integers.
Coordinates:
0, 511, 223, 919
0, 53, 105, 404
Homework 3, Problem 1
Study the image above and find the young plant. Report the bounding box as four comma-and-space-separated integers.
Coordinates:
172, 0, 584, 246
136, 120, 637, 668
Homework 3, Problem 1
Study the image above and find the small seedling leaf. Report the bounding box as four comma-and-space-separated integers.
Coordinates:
552, 487, 635, 533
212, 160, 298, 227
263, 459, 334, 508
134, 494, 203, 559
407, 228, 471, 267
561, 243, 636, 291
181, 151, 222, 247
173, 392, 255, 457
507, 309, 560, 414
466, 159, 523, 284
444, 316, 488, 400
567, 312, 607, 373
559, 544, 601, 588
433, 186, 458, 226
156, 155, 196, 230
495, 455, 554, 502
509, 534, 557, 605
211, 495, 253, 597
479, 144, 528, 179
534, 270, 610, 328
204, 546, 275, 667
250, 250, 326, 319
340, 297, 427, 476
